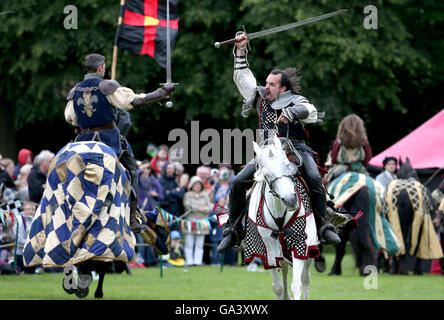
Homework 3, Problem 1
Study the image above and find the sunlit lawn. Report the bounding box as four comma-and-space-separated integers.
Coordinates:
1, 251, 443, 300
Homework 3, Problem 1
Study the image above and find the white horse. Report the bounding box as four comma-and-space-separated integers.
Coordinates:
244, 135, 319, 300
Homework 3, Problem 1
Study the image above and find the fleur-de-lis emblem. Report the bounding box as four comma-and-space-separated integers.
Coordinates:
77, 92, 98, 117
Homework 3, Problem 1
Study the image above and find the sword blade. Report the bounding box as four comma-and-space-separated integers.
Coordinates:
248, 9, 347, 40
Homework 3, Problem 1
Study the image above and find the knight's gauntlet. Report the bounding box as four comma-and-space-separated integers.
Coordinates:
131, 83, 175, 107
281, 105, 309, 123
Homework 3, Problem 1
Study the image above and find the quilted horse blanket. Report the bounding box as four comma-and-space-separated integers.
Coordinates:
243, 177, 319, 269
385, 179, 443, 259
23, 141, 136, 267
327, 172, 401, 258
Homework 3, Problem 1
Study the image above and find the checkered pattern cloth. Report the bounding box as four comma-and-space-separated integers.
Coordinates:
385, 179, 443, 259
23, 141, 136, 268
244, 177, 319, 269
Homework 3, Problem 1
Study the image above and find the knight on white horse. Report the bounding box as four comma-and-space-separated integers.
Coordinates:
218, 31, 341, 254
247, 135, 319, 299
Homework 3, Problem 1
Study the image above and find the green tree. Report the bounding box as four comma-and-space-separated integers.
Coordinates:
0, 0, 442, 166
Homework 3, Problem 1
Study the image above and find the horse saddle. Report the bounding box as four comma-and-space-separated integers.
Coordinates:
283, 145, 303, 168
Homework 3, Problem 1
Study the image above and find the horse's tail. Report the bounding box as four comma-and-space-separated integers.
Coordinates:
347, 186, 375, 268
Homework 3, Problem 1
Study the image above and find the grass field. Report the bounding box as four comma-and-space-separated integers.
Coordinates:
1, 252, 443, 300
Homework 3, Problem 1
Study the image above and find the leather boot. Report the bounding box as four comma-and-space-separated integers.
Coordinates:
311, 192, 341, 245
130, 199, 147, 234
217, 221, 242, 253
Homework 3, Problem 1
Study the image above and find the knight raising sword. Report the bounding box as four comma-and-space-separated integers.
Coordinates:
217, 23, 346, 252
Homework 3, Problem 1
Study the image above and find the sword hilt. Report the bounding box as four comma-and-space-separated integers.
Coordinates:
214, 38, 238, 48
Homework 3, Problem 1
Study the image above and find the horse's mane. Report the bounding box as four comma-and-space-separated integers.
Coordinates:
253, 165, 266, 182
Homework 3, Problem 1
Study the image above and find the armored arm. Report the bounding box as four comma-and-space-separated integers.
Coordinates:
131, 83, 175, 108
281, 105, 309, 122
282, 100, 325, 124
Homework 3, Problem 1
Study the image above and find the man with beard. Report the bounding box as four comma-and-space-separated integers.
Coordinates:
217, 32, 340, 253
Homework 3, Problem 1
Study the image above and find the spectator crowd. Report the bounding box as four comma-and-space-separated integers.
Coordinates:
1, 136, 443, 275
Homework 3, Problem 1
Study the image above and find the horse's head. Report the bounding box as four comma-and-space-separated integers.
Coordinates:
397, 157, 418, 181
253, 135, 299, 209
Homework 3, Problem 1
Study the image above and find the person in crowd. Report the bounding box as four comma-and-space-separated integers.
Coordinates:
15, 164, 33, 201
138, 162, 164, 212
13, 201, 37, 274
27, 150, 54, 204
183, 176, 213, 266
375, 157, 398, 195
209, 165, 233, 264
160, 162, 186, 219
324, 114, 373, 185
0, 160, 15, 190
150, 144, 170, 176
196, 166, 213, 192
136, 162, 163, 267
174, 162, 185, 184
13, 149, 33, 180
175, 173, 190, 224
164, 230, 186, 267
0, 233, 17, 275
1, 158, 16, 181
156, 160, 167, 179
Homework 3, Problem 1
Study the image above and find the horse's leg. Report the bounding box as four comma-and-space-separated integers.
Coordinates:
301, 259, 313, 300
290, 259, 305, 300
94, 270, 105, 298
270, 268, 284, 300
398, 190, 413, 275
314, 244, 326, 273
414, 258, 423, 275
329, 231, 348, 275
281, 262, 291, 300
75, 262, 93, 298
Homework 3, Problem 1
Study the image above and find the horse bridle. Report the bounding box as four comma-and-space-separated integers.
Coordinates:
263, 173, 295, 198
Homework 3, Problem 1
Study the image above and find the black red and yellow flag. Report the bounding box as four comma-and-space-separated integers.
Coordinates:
116, 0, 179, 68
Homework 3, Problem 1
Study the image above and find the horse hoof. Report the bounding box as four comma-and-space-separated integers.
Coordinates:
94, 291, 104, 299
328, 270, 341, 276
77, 274, 92, 289
62, 279, 76, 295
314, 258, 326, 273
75, 287, 89, 298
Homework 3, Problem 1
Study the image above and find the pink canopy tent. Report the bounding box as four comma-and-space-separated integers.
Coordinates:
369, 109, 444, 169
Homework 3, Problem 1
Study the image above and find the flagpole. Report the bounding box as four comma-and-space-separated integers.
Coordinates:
164, 0, 174, 108
166, 0, 171, 83
111, 0, 126, 80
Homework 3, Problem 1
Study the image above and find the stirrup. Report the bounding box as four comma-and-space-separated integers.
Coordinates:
130, 207, 148, 233
325, 207, 350, 229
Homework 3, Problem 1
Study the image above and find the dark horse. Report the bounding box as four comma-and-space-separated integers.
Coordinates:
319, 172, 400, 276
23, 141, 169, 298
385, 158, 443, 275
